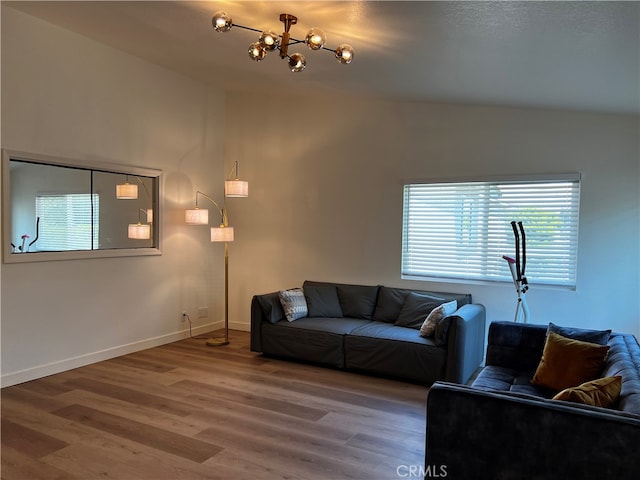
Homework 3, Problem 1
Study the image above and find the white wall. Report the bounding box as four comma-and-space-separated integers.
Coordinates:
226, 93, 640, 338
1, 7, 231, 386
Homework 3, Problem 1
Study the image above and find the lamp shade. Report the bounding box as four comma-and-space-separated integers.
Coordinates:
305, 28, 326, 50
335, 44, 354, 64
288, 53, 306, 72
259, 30, 280, 51
211, 225, 234, 242
128, 223, 150, 240
225, 180, 248, 197
212, 11, 232, 33
185, 208, 208, 225
116, 183, 138, 199
146, 208, 153, 223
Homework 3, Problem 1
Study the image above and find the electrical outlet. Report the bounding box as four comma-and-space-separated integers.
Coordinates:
198, 307, 208, 318
181, 311, 188, 322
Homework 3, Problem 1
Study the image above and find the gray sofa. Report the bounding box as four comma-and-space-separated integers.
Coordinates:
425, 321, 640, 479
250, 280, 486, 384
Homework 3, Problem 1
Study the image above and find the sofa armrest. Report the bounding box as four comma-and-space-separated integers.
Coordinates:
250, 292, 284, 352
426, 382, 640, 480
443, 303, 486, 384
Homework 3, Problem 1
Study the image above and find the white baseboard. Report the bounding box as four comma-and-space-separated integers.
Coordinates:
0, 320, 251, 388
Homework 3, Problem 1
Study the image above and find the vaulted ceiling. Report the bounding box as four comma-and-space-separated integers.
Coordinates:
5, 1, 639, 114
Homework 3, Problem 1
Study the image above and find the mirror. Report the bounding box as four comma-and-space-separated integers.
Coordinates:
2, 150, 161, 263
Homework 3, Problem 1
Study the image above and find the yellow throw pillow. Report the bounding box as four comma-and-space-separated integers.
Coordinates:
553, 376, 622, 408
531, 332, 609, 391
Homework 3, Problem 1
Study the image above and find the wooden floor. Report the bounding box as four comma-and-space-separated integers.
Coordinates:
1, 330, 428, 480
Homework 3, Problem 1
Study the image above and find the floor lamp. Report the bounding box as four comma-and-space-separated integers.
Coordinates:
185, 162, 248, 346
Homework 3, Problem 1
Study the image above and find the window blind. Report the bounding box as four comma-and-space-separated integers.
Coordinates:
402, 177, 580, 288
35, 193, 99, 251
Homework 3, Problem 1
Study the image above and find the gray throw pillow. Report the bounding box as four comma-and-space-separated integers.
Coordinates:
547, 322, 611, 345
395, 292, 445, 329
373, 287, 410, 323
337, 284, 380, 319
278, 288, 308, 322
304, 285, 343, 318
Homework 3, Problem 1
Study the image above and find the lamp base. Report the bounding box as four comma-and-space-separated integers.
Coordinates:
205, 337, 230, 347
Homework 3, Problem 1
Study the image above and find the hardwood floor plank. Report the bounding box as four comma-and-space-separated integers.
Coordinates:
61, 377, 196, 417
188, 393, 355, 443
2, 384, 70, 412
1, 418, 69, 458
286, 380, 424, 417
1, 446, 78, 480
346, 431, 424, 459
195, 424, 376, 480
55, 389, 208, 437
106, 354, 178, 373
51, 404, 223, 463
42, 441, 238, 480
203, 448, 314, 480
14, 377, 75, 397
173, 379, 330, 421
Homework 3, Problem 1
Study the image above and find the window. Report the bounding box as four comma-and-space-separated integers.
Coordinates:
35, 194, 99, 251
402, 176, 581, 288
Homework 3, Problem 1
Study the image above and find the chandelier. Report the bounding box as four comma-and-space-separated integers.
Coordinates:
211, 11, 354, 73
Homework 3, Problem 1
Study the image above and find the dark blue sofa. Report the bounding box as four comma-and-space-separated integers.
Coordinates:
425, 321, 640, 479
250, 280, 486, 384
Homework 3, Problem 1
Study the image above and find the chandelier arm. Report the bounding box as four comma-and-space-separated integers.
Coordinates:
232, 23, 263, 34
286, 38, 304, 46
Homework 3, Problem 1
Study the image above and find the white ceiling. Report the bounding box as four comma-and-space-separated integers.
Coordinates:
5, 1, 640, 114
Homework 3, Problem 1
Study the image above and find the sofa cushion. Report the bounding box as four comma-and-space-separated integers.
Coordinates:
336, 284, 379, 320
273, 316, 370, 335
349, 321, 436, 344
346, 322, 446, 384
303, 284, 343, 318
471, 365, 556, 398
553, 376, 622, 407
548, 322, 611, 345
373, 287, 410, 323
395, 292, 446, 329
420, 300, 458, 338
531, 332, 610, 391
278, 288, 308, 322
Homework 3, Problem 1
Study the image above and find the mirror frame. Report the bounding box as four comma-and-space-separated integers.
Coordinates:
2, 149, 162, 263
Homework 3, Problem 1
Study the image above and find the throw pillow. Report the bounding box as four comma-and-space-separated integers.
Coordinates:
547, 322, 611, 346
303, 284, 343, 318
531, 332, 610, 391
336, 284, 380, 319
395, 292, 445, 329
373, 287, 410, 323
419, 300, 458, 338
278, 288, 308, 322
552, 376, 622, 408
